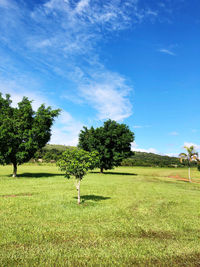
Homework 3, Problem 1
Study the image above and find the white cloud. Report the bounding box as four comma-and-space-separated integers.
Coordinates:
0, 0, 13, 9
192, 129, 198, 133
75, 0, 90, 14
0, 0, 7, 7
0, 78, 47, 111
1, 0, 141, 121
133, 125, 151, 129
0, 0, 175, 132
41, 0, 140, 33
79, 71, 132, 121
159, 49, 175, 56
50, 110, 83, 146
131, 142, 158, 154
166, 153, 179, 157
183, 142, 200, 150
133, 125, 143, 129
50, 127, 79, 146
169, 131, 179, 136
27, 0, 164, 122
146, 9, 158, 16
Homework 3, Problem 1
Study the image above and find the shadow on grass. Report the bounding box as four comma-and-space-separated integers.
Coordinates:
111, 229, 175, 240
144, 177, 200, 191
145, 252, 200, 266
126, 251, 200, 266
1, 193, 32, 198
90, 171, 137, 176
74, 194, 111, 202
18, 173, 63, 178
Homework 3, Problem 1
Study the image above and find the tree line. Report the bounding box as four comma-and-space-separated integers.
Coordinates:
32, 145, 194, 168
121, 151, 197, 168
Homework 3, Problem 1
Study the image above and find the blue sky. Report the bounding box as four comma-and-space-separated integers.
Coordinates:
0, 0, 200, 155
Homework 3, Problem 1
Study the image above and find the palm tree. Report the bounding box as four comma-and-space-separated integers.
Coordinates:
179, 146, 199, 182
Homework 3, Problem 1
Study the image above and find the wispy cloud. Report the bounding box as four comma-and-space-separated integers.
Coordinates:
192, 129, 198, 133
50, 110, 83, 146
159, 48, 176, 56
133, 125, 151, 129
165, 153, 178, 157
78, 71, 132, 121
0, 0, 183, 145
75, 0, 90, 14
133, 125, 143, 129
0, 0, 15, 9
169, 131, 179, 136
0, 77, 47, 111
131, 142, 158, 154
0, 0, 165, 122
30, 0, 148, 121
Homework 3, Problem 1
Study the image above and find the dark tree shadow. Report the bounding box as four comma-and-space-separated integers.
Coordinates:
18, 173, 64, 178
90, 171, 137, 176
104, 172, 137, 176
145, 251, 200, 266
74, 195, 111, 202
144, 178, 200, 191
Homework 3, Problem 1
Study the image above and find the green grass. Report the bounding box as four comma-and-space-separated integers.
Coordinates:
1, 165, 200, 266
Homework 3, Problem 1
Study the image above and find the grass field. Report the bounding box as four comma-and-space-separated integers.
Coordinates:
1, 165, 200, 266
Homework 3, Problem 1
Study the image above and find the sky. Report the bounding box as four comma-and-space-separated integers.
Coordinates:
0, 0, 200, 156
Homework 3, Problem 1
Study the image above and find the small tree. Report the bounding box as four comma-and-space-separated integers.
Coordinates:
78, 119, 134, 173
179, 146, 199, 182
0, 93, 60, 176
57, 148, 99, 204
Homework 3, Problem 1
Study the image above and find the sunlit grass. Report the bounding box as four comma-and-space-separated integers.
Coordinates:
1, 165, 200, 266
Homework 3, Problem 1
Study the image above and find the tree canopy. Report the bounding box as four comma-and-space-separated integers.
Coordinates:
78, 119, 134, 172
0, 93, 60, 176
57, 148, 99, 204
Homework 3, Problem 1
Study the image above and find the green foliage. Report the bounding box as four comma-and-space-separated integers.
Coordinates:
57, 148, 99, 179
179, 145, 199, 165
78, 119, 134, 172
44, 144, 75, 152
0, 93, 60, 173
121, 152, 186, 167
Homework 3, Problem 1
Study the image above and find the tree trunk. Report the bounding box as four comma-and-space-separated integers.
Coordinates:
100, 167, 104, 173
76, 179, 81, 204
188, 167, 191, 182
12, 163, 17, 177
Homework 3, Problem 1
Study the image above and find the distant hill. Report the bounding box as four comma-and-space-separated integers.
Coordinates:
44, 144, 75, 152
33, 144, 76, 162
121, 151, 196, 168
32, 145, 196, 168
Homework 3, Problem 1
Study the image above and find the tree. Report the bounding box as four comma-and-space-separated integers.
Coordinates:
57, 148, 99, 204
179, 145, 199, 182
0, 93, 60, 177
78, 119, 134, 173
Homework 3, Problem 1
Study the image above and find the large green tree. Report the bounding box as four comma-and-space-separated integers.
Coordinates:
0, 93, 60, 176
57, 148, 99, 204
78, 119, 134, 173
